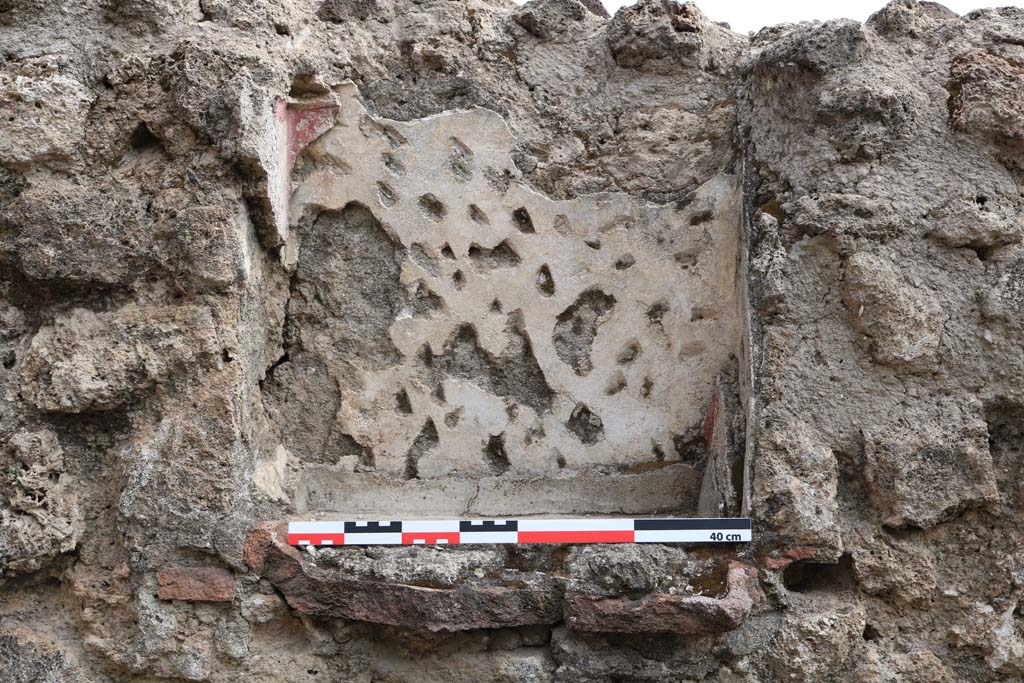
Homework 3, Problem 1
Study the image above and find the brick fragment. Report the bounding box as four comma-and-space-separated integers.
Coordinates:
564, 562, 761, 634
244, 521, 289, 574
156, 567, 235, 602
764, 546, 818, 571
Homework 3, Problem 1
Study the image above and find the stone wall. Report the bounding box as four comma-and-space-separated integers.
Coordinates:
1, 0, 1023, 681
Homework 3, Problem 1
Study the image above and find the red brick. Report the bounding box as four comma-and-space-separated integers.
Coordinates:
244, 521, 289, 574
156, 567, 235, 602
764, 546, 818, 571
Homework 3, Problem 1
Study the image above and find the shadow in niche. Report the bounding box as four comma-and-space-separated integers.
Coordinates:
783, 554, 856, 593
271, 92, 749, 524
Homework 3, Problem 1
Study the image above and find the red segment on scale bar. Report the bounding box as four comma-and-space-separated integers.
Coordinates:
401, 532, 461, 545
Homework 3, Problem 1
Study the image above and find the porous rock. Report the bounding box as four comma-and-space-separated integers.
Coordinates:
20, 305, 221, 412
863, 400, 999, 528
3, 1, 1024, 680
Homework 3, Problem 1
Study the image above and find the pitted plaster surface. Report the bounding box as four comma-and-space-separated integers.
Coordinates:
287, 84, 740, 483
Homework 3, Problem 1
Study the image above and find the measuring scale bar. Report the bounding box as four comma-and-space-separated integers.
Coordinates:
287, 518, 752, 546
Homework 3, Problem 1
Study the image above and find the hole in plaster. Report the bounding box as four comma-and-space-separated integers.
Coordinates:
652, 442, 667, 461
674, 249, 699, 269
468, 204, 490, 225
448, 137, 474, 181
452, 270, 465, 290
395, 389, 413, 414
555, 450, 567, 469
584, 239, 601, 250
410, 281, 444, 316
418, 194, 447, 221
440, 243, 456, 259
484, 433, 511, 475
553, 214, 572, 237
690, 306, 716, 322
640, 377, 654, 398
614, 254, 636, 270
512, 207, 536, 234
468, 240, 521, 270
377, 181, 398, 207
567, 403, 604, 445
553, 289, 617, 376
404, 418, 439, 479
444, 408, 462, 428
863, 624, 882, 641
672, 428, 705, 465
525, 421, 545, 445
2, 350, 15, 369
605, 371, 627, 396
382, 152, 405, 176
536, 265, 555, 297
360, 116, 407, 148
616, 341, 641, 364
690, 208, 715, 225
409, 243, 440, 276
431, 383, 446, 403
647, 301, 669, 326
419, 343, 434, 367
490, 299, 503, 313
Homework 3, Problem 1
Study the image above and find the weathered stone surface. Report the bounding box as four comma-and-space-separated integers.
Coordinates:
863, 400, 999, 528
0, 429, 81, 574
752, 420, 841, 554
849, 532, 937, 601
20, 305, 221, 412
4, 1, 1024, 681
765, 600, 866, 682
949, 51, 1024, 143
0, 56, 91, 171
842, 249, 945, 372
156, 567, 236, 602
550, 627, 721, 682
565, 562, 760, 634
0, 629, 80, 683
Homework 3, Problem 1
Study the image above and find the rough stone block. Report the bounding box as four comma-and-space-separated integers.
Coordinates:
0, 57, 91, 171
156, 567, 236, 602
752, 420, 841, 554
842, 249, 945, 372
863, 401, 998, 528
950, 51, 1024, 142
0, 429, 81, 574
20, 305, 221, 412
564, 562, 760, 634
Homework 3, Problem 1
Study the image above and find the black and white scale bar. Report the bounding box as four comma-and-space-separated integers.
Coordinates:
287, 518, 752, 546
